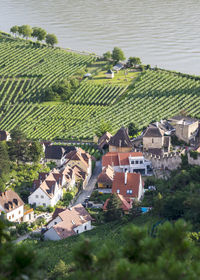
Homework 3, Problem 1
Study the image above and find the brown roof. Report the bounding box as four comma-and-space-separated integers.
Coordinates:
147, 148, 163, 156
0, 190, 24, 213
108, 127, 132, 148
98, 165, 114, 185
65, 148, 90, 168
112, 172, 142, 199
143, 127, 163, 138
98, 132, 112, 149
52, 207, 66, 220
102, 152, 143, 167
103, 194, 132, 211
52, 204, 93, 239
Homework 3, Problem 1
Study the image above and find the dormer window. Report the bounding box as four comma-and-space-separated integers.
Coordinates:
117, 189, 120, 194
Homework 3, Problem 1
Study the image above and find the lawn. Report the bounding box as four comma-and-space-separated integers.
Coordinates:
90, 69, 139, 85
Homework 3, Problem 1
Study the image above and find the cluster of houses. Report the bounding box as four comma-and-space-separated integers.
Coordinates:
1, 114, 200, 241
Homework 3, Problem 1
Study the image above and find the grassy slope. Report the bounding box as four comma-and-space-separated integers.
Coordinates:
25, 214, 158, 272
0, 34, 200, 140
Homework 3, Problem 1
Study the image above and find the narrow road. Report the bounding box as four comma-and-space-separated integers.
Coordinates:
13, 228, 41, 244
73, 160, 102, 206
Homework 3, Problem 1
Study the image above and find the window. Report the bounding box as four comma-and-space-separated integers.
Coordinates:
12, 214, 14, 218
54, 222, 57, 225
140, 161, 143, 164
76, 230, 79, 234
29, 214, 31, 220
117, 189, 120, 194
135, 161, 138, 164
41, 195, 44, 199
84, 225, 87, 230
36, 195, 38, 198
127, 190, 130, 194
152, 138, 154, 143
8, 216, 11, 220
19, 210, 21, 214
131, 161, 134, 164
127, 190, 133, 194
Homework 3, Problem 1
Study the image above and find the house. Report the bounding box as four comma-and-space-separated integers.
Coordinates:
143, 126, 171, 154
103, 194, 132, 214
113, 62, 124, 71
98, 132, 112, 150
112, 172, 144, 201
0, 190, 24, 222
23, 208, 34, 223
44, 145, 76, 166
108, 127, 132, 152
28, 169, 65, 207
44, 204, 93, 241
106, 69, 114, 79
97, 165, 114, 189
168, 115, 199, 144
65, 148, 92, 186
102, 152, 152, 175
0, 130, 11, 141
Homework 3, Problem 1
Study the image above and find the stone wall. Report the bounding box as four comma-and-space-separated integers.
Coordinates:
188, 153, 200, 166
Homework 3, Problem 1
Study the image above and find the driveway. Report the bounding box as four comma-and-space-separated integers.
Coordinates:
73, 160, 102, 206
14, 228, 41, 244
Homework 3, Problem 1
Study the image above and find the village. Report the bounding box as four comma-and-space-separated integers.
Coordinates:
0, 113, 200, 242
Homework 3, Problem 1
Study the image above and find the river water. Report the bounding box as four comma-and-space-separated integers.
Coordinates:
1, 0, 200, 75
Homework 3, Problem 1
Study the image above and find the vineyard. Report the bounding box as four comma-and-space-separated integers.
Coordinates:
0, 34, 200, 140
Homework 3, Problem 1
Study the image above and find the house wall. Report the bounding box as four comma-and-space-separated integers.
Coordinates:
28, 188, 50, 207
98, 182, 112, 188
138, 177, 144, 201
188, 153, 200, 166
143, 136, 163, 150
23, 210, 34, 223
109, 145, 132, 153
6, 205, 24, 222
74, 221, 92, 234
44, 227, 61, 241
50, 187, 63, 207
47, 216, 62, 229
175, 121, 199, 143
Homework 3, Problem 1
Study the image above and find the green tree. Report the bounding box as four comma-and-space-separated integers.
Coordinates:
112, 47, 125, 63
0, 142, 10, 191
104, 194, 123, 222
28, 141, 43, 163
8, 127, 27, 163
128, 122, 138, 137
10, 25, 19, 37
46, 33, 58, 47
103, 51, 112, 61
18, 25, 33, 39
50, 260, 68, 280
70, 220, 200, 280
128, 56, 141, 67
95, 120, 113, 137
32, 27, 47, 42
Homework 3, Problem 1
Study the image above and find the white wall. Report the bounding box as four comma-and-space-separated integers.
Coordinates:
6, 205, 24, 222
47, 216, 62, 229
74, 221, 92, 234
28, 188, 50, 207
44, 227, 61, 241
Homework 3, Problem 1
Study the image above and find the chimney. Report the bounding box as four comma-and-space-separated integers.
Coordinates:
156, 122, 159, 128
119, 140, 122, 147
125, 171, 128, 185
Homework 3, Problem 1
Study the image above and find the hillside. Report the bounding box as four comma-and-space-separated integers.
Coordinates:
0, 34, 200, 140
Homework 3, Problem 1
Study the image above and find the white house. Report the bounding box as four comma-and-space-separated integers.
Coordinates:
102, 152, 152, 175
0, 190, 24, 222
44, 204, 93, 241
106, 69, 114, 79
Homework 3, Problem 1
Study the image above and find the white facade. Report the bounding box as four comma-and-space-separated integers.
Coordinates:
28, 184, 63, 207
0, 205, 24, 223
46, 216, 62, 229
137, 176, 144, 201
73, 221, 92, 234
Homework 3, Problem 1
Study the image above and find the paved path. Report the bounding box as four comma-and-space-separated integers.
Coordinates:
73, 161, 102, 206
14, 228, 41, 244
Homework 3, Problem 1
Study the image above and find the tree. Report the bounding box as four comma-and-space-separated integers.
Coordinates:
70, 220, 200, 279
8, 127, 27, 163
128, 57, 141, 67
112, 47, 125, 63
0, 142, 10, 191
128, 122, 138, 137
104, 194, 123, 222
18, 25, 33, 39
103, 51, 112, 61
32, 27, 47, 42
10, 25, 18, 37
95, 120, 113, 137
50, 260, 68, 280
28, 141, 43, 163
46, 33, 58, 47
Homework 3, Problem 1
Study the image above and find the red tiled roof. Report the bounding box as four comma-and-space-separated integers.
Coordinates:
112, 172, 142, 199
103, 194, 132, 211
98, 165, 114, 185
102, 152, 143, 167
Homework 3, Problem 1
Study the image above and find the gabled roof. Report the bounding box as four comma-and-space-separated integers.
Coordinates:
98, 165, 114, 185
45, 145, 76, 160
143, 127, 163, 138
98, 132, 112, 149
51, 204, 93, 239
106, 69, 114, 74
118, 152, 143, 165
109, 127, 132, 148
103, 194, 132, 211
0, 190, 24, 213
112, 172, 142, 199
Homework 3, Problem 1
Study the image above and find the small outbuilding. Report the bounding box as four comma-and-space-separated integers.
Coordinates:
106, 69, 114, 79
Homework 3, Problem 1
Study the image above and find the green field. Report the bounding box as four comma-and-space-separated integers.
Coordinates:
0, 34, 200, 140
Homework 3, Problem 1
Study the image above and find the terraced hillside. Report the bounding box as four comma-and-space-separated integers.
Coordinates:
0, 34, 200, 140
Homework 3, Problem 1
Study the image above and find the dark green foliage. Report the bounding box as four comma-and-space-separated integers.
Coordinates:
104, 194, 123, 222
95, 120, 113, 137
69, 220, 200, 280
128, 122, 138, 137
10, 25, 18, 37
103, 51, 112, 61
189, 150, 198, 159
18, 25, 33, 39
128, 57, 141, 67
0, 141, 10, 191
46, 33, 58, 47
112, 47, 125, 63
32, 27, 47, 42
49, 260, 68, 280
41, 78, 80, 102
